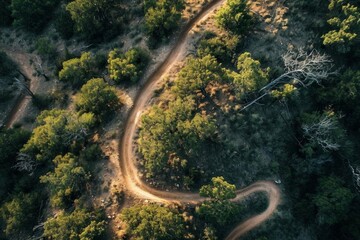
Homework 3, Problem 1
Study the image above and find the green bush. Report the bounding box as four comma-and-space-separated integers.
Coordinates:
215, 0, 253, 35
10, 0, 60, 32
108, 48, 149, 83
59, 52, 98, 88
144, 0, 185, 42
75, 78, 121, 121
43, 208, 106, 240
121, 204, 189, 240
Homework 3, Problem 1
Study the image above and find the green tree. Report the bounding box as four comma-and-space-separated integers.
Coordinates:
108, 48, 149, 83
121, 204, 189, 240
0, 128, 30, 202
215, 0, 253, 35
40, 154, 90, 208
199, 176, 236, 200
229, 52, 269, 97
144, 0, 185, 41
0, 51, 16, 77
173, 55, 224, 98
75, 78, 120, 121
322, 0, 360, 51
197, 177, 240, 226
66, 0, 124, 40
138, 96, 216, 178
10, 0, 60, 31
0, 192, 40, 238
59, 52, 98, 88
313, 176, 354, 225
316, 70, 360, 129
197, 32, 239, 63
35, 37, 57, 58
0, 0, 12, 26
21, 109, 95, 163
55, 5, 75, 39
43, 208, 106, 240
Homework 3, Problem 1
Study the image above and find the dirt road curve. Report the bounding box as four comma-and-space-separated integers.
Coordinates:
118, 0, 281, 238
1, 48, 35, 128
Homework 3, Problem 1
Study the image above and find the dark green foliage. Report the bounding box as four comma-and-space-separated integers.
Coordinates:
40, 154, 90, 208
108, 48, 149, 83
0, 0, 12, 26
197, 32, 239, 63
216, 0, 253, 35
0, 192, 40, 238
313, 176, 354, 225
43, 208, 106, 240
20, 109, 95, 163
0, 51, 16, 77
316, 70, 360, 129
35, 37, 57, 58
228, 52, 269, 97
173, 55, 224, 98
55, 5, 75, 39
66, 0, 125, 40
144, 0, 185, 42
121, 204, 189, 240
59, 52, 99, 88
138, 96, 216, 179
75, 78, 121, 121
197, 177, 241, 226
0, 128, 30, 202
10, 0, 60, 32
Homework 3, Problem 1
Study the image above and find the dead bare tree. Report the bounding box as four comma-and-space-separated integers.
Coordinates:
302, 113, 341, 151
348, 161, 360, 193
241, 49, 336, 111
13, 153, 36, 174
14, 76, 35, 98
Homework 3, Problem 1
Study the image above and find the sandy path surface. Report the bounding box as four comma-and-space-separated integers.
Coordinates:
118, 0, 281, 239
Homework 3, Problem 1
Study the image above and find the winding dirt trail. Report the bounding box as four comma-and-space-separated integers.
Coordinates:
118, 0, 281, 239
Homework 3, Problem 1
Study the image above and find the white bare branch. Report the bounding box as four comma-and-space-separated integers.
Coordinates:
260, 49, 336, 92
13, 153, 36, 173
242, 49, 336, 111
348, 162, 360, 192
302, 114, 341, 151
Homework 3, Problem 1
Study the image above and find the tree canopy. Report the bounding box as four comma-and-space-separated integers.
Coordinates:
66, 0, 124, 40
10, 0, 60, 31
313, 176, 354, 225
322, 0, 360, 51
43, 208, 106, 240
121, 204, 189, 240
108, 48, 149, 83
0, 0, 12, 26
0, 192, 40, 238
215, 0, 253, 35
75, 78, 120, 121
0, 128, 30, 202
138, 96, 216, 179
228, 52, 269, 97
21, 109, 95, 163
59, 52, 99, 88
144, 0, 185, 41
40, 154, 90, 208
173, 55, 225, 98
197, 177, 240, 226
